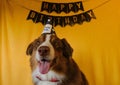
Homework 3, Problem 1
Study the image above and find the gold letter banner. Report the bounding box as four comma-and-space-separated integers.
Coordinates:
27, 10, 96, 27
41, 1, 84, 14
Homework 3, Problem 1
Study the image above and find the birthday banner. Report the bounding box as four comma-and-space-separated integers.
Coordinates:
41, 1, 84, 13
27, 10, 96, 27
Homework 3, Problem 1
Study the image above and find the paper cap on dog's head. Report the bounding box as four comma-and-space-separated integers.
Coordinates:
42, 19, 56, 34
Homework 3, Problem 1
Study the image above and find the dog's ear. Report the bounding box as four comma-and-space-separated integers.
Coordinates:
61, 38, 73, 58
26, 42, 34, 56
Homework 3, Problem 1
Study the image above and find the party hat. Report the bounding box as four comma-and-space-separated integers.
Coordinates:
42, 19, 56, 34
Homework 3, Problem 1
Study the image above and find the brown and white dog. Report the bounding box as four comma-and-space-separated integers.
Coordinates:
26, 33, 88, 85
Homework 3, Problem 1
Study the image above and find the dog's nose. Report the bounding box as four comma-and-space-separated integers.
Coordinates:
38, 46, 50, 56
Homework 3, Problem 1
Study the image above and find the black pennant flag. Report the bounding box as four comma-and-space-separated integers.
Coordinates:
41, 1, 84, 14
27, 10, 96, 27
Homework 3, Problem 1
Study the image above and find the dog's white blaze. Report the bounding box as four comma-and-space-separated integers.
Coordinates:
36, 34, 55, 61
32, 66, 64, 85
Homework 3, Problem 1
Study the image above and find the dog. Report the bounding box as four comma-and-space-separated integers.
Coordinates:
26, 33, 88, 85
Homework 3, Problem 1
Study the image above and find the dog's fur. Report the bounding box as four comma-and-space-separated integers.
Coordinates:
26, 33, 88, 85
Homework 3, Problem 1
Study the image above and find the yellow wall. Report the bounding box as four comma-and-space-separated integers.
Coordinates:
0, 0, 120, 85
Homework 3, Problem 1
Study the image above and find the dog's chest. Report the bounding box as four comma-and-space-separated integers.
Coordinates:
37, 81, 58, 85
32, 67, 64, 85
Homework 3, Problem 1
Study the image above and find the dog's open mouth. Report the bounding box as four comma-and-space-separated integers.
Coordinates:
38, 59, 51, 74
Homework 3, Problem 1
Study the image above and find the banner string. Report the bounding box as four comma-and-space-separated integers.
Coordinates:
11, 0, 111, 12
93, 0, 111, 10
22, 0, 90, 3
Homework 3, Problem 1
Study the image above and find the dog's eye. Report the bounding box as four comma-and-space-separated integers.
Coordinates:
54, 41, 63, 50
34, 40, 41, 49
55, 42, 60, 48
36, 41, 40, 45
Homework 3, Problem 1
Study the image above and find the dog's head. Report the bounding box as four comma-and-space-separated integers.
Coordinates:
26, 33, 73, 74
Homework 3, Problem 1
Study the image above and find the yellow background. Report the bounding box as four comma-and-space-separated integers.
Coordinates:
0, 0, 120, 85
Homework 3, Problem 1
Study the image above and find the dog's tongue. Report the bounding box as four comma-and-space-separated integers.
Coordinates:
39, 61, 50, 74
